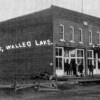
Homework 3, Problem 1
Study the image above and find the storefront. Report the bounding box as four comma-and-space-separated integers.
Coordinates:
94, 49, 100, 74
0, 5, 100, 80
55, 46, 100, 76
55, 46, 85, 76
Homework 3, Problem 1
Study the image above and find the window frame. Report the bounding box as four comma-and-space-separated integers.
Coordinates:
87, 50, 94, 66
70, 26, 75, 42
89, 30, 92, 45
59, 24, 64, 41
78, 28, 83, 43
55, 47, 64, 70
97, 31, 100, 45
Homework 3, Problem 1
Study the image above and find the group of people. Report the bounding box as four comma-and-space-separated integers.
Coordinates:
64, 59, 94, 77
64, 59, 80, 77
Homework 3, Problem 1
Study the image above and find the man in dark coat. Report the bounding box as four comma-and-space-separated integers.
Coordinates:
88, 64, 94, 77
71, 60, 77, 76
64, 60, 70, 75
78, 62, 83, 77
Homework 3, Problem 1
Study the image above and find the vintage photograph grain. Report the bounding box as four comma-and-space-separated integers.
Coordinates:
0, 0, 100, 100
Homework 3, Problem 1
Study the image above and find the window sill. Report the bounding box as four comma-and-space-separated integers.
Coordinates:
79, 42, 83, 44
89, 43, 92, 45
60, 39, 65, 42
70, 40, 75, 43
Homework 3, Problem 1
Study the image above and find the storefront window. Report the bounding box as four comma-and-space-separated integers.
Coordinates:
70, 50, 76, 57
98, 59, 100, 69
59, 49, 62, 56
59, 58, 62, 69
55, 47, 63, 70
88, 59, 92, 65
64, 50, 69, 57
87, 50, 93, 58
77, 50, 83, 57
87, 50, 94, 70
55, 48, 62, 56
56, 48, 58, 56
77, 59, 83, 64
56, 58, 58, 69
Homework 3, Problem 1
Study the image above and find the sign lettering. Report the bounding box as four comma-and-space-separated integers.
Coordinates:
0, 39, 53, 53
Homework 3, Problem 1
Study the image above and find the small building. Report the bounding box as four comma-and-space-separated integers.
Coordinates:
0, 5, 100, 79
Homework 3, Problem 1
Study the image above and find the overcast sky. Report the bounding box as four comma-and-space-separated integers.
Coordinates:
0, 0, 100, 22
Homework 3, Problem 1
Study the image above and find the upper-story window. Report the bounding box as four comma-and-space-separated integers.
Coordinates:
70, 26, 74, 42
79, 28, 83, 43
97, 31, 100, 45
59, 24, 64, 41
89, 30, 92, 45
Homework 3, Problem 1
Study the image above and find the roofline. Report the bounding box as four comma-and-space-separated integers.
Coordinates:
0, 5, 100, 26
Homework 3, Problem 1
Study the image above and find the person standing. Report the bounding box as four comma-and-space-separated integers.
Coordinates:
78, 62, 83, 77
71, 60, 77, 76
64, 60, 70, 75
88, 63, 94, 77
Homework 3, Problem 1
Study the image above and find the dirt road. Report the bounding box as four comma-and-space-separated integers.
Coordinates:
0, 85, 100, 100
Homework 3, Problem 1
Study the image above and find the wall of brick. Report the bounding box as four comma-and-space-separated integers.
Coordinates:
0, 15, 53, 79
53, 17, 100, 47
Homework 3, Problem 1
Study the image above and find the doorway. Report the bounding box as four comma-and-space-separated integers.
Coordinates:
64, 49, 85, 76
55, 47, 85, 76
94, 52, 100, 74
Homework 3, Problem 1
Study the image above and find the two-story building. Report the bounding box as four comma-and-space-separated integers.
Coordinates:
0, 5, 100, 79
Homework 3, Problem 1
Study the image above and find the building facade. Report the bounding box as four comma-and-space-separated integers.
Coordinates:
0, 6, 100, 79
52, 6, 100, 76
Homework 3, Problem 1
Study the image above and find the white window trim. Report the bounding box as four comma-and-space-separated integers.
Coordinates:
55, 47, 64, 57
97, 31, 100, 45
55, 47, 64, 72
76, 49, 84, 58
70, 26, 75, 42
89, 30, 92, 45
87, 50, 94, 59
87, 50, 94, 65
79, 28, 83, 44
59, 24, 65, 41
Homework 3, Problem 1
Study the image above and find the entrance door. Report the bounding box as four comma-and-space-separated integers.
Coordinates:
64, 49, 85, 76
87, 50, 94, 74
69, 50, 77, 75
94, 53, 100, 74
76, 49, 85, 75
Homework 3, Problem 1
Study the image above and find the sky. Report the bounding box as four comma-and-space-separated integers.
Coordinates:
0, 0, 100, 22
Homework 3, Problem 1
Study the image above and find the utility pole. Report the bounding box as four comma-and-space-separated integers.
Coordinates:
81, 0, 88, 76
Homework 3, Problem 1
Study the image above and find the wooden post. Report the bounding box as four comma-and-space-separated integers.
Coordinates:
84, 48, 88, 76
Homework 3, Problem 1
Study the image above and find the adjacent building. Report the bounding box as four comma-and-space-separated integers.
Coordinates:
0, 6, 100, 79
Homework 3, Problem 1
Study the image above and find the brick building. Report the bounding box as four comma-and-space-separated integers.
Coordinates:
0, 6, 100, 79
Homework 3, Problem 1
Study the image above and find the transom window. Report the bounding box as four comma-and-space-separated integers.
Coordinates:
87, 50, 94, 68
87, 50, 93, 58
77, 49, 84, 57
55, 47, 63, 56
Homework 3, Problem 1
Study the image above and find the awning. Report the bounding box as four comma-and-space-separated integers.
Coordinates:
55, 41, 85, 49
